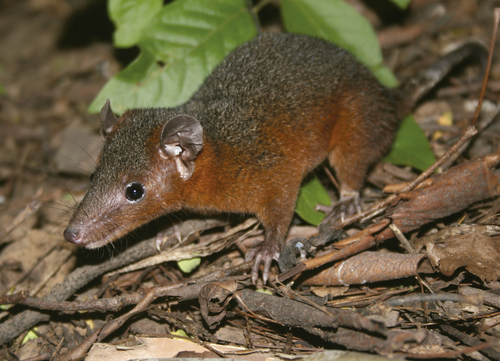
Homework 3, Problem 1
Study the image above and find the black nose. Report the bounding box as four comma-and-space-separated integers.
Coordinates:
64, 227, 81, 244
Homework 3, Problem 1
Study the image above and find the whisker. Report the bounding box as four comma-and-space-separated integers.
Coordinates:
51, 174, 79, 206
44, 201, 74, 218
60, 138, 98, 167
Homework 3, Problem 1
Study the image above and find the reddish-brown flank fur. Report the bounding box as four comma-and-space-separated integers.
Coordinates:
177, 90, 396, 254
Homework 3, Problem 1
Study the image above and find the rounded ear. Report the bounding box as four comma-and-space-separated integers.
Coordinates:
160, 115, 203, 180
100, 99, 119, 137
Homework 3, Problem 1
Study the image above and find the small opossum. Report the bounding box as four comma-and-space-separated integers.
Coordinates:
64, 33, 484, 283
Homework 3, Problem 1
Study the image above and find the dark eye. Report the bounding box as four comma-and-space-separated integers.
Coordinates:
90, 172, 95, 182
125, 182, 145, 202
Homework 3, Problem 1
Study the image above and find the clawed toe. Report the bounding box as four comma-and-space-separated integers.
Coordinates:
246, 242, 280, 284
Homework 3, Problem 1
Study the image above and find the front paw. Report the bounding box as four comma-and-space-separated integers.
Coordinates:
245, 241, 280, 284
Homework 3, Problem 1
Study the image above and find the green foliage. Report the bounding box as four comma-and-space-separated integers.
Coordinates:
171, 329, 189, 337
109, 0, 163, 48
383, 114, 436, 171
177, 257, 201, 273
22, 329, 38, 345
295, 177, 332, 226
90, 0, 257, 114
390, 0, 411, 9
256, 288, 273, 295
281, 0, 398, 88
92, 0, 401, 114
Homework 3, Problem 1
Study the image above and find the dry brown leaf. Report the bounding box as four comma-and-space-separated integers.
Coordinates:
426, 234, 500, 282
86, 337, 266, 361
199, 281, 238, 329
311, 286, 349, 298
389, 155, 500, 233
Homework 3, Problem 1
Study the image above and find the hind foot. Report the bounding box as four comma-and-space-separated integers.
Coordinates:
245, 240, 280, 284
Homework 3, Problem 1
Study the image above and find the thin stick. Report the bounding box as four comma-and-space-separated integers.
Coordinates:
471, 8, 500, 126
389, 223, 415, 254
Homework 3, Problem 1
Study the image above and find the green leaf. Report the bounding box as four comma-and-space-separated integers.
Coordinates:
109, 0, 163, 48
390, 0, 411, 9
90, 0, 257, 114
171, 329, 189, 337
281, 0, 398, 88
383, 114, 436, 171
22, 329, 38, 345
295, 176, 332, 226
372, 66, 398, 88
256, 288, 273, 295
177, 257, 201, 273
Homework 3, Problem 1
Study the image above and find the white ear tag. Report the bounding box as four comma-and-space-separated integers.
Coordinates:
160, 114, 203, 181
159, 145, 189, 179
174, 157, 189, 179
